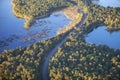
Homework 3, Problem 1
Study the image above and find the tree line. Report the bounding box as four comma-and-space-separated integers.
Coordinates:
12, 0, 70, 28
49, 24, 120, 80
0, 33, 68, 80
72, 0, 120, 31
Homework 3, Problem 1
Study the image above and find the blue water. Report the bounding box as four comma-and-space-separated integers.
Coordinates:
86, 26, 120, 49
92, 0, 120, 7
0, 0, 70, 52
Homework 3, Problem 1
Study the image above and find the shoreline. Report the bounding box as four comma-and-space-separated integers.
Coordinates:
12, 1, 83, 33
11, 1, 69, 29
56, 6, 83, 35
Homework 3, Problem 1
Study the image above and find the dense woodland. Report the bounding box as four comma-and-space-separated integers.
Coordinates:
49, 26, 120, 80
72, 0, 120, 31
0, 0, 120, 80
48, 1, 120, 79
12, 0, 70, 28
12, 0, 120, 30
0, 33, 68, 80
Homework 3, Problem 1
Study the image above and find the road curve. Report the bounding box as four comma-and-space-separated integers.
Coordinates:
42, 36, 68, 80
42, 5, 87, 80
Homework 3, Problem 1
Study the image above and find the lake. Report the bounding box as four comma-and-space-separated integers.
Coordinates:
0, 0, 70, 52
86, 26, 120, 49
92, 0, 120, 7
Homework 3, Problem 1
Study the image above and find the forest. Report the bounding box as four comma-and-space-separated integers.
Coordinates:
12, 0, 120, 30
72, 0, 120, 31
49, 24, 120, 80
0, 0, 120, 80
48, 1, 120, 80
0, 33, 68, 80
12, 0, 70, 28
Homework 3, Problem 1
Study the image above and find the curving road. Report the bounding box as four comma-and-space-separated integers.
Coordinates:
42, 4, 87, 80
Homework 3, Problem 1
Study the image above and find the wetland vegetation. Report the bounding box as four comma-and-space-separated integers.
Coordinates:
0, 0, 120, 80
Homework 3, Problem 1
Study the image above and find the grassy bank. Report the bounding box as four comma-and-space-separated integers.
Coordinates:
57, 6, 83, 34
